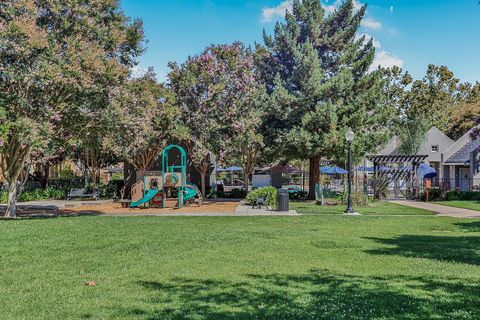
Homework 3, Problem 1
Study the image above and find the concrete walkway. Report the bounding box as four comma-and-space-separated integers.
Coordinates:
389, 200, 480, 218
233, 203, 299, 216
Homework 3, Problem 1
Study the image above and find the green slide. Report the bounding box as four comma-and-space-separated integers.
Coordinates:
130, 188, 159, 208
183, 185, 198, 203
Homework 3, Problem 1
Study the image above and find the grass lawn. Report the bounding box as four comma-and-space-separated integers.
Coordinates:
433, 200, 480, 211
1, 203, 480, 319
291, 200, 434, 215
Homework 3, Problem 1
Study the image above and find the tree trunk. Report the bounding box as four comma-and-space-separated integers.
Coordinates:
5, 180, 18, 218
42, 163, 50, 189
1, 135, 31, 218
200, 171, 206, 197
244, 172, 250, 193
17, 163, 31, 197
91, 167, 97, 189
308, 155, 320, 200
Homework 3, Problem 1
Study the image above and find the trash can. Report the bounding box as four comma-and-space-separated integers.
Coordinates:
277, 189, 289, 212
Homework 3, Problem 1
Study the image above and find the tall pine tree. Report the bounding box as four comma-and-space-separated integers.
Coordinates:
259, 0, 393, 198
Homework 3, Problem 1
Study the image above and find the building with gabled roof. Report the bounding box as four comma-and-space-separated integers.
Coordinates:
442, 131, 480, 191
377, 127, 480, 191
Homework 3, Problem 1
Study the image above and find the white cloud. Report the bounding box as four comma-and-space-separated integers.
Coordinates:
261, 0, 293, 23
323, 1, 338, 14
356, 33, 381, 48
262, 0, 366, 22
323, 0, 361, 14
361, 17, 382, 30
260, 2, 403, 74
369, 50, 404, 72
352, 0, 363, 12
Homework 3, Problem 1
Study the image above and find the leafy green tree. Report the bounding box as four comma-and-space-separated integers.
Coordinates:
381, 67, 428, 154
104, 69, 179, 176
259, 0, 393, 198
449, 101, 480, 140
0, 0, 144, 217
169, 43, 261, 196
383, 65, 476, 150
406, 65, 467, 133
223, 84, 268, 192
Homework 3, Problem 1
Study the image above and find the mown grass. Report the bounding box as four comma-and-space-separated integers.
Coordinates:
291, 200, 433, 215
433, 200, 480, 211
1, 204, 479, 319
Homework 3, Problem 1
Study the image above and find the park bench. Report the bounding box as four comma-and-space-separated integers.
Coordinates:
67, 188, 99, 201
252, 192, 271, 210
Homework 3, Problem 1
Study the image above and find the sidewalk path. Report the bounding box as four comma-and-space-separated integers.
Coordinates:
389, 200, 480, 218
233, 203, 299, 216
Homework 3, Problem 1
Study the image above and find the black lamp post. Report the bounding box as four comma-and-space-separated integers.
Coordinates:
344, 128, 357, 215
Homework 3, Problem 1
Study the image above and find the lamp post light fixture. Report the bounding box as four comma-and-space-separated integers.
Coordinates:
344, 128, 360, 215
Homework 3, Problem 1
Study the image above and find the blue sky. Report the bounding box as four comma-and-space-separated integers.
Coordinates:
122, 0, 480, 84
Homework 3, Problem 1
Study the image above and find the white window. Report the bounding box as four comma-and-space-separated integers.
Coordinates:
431, 145, 439, 152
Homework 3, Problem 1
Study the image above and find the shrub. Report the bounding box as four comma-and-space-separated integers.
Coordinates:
351, 191, 369, 206
207, 188, 247, 199
207, 189, 217, 199
245, 187, 277, 207
445, 190, 480, 201
48, 178, 85, 193
0, 187, 66, 203
0, 191, 7, 204
230, 188, 247, 198
46, 187, 64, 200
289, 190, 308, 200
58, 168, 77, 179
420, 187, 444, 201
321, 189, 341, 199
85, 181, 118, 198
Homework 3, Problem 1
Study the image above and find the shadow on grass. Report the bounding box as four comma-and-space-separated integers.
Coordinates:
455, 221, 480, 233
120, 270, 480, 319
0, 209, 100, 220
365, 234, 480, 266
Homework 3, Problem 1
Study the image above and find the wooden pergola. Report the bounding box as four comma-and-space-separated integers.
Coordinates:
366, 154, 428, 200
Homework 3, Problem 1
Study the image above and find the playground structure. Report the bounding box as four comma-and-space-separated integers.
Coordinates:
130, 145, 202, 208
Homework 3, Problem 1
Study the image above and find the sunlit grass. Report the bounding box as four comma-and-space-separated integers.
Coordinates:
1, 205, 479, 319
291, 200, 433, 215
433, 200, 480, 211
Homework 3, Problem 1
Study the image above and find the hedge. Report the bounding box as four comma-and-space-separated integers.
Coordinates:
0, 187, 64, 204
245, 187, 277, 207
445, 190, 480, 201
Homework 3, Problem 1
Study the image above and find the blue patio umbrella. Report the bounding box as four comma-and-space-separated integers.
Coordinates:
224, 166, 243, 172
325, 166, 348, 174
358, 165, 374, 172
215, 167, 225, 172
320, 165, 332, 174
417, 163, 437, 179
